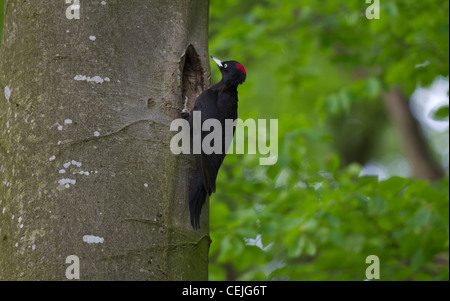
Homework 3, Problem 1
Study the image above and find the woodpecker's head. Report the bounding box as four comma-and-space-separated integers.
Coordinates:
210, 56, 246, 86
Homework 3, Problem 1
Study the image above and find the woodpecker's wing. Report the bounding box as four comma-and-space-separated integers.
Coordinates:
189, 89, 225, 196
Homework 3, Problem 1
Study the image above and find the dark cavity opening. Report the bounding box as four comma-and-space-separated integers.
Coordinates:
180, 45, 204, 113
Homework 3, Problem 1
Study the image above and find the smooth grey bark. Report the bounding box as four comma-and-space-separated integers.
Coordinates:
0, 0, 210, 280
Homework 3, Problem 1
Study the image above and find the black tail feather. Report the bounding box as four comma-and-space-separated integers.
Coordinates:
189, 170, 208, 229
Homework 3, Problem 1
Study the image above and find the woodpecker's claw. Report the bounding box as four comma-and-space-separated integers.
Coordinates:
181, 96, 190, 118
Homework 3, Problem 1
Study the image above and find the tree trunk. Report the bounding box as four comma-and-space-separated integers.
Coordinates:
383, 88, 444, 181
0, 0, 210, 280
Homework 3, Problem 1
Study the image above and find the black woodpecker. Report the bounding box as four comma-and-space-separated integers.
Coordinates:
182, 56, 247, 229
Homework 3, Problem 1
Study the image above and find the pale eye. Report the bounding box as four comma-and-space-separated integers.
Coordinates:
224, 64, 228, 69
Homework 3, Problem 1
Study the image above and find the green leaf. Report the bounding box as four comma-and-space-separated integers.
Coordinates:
408, 207, 431, 228
368, 196, 388, 215
411, 248, 424, 271
432, 106, 449, 121
289, 236, 306, 257
344, 234, 366, 253
366, 77, 382, 99
326, 153, 341, 172
305, 241, 317, 256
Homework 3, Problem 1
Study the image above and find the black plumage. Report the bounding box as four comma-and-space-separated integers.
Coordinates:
185, 57, 246, 229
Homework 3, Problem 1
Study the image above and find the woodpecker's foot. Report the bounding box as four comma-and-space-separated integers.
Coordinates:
181, 96, 190, 119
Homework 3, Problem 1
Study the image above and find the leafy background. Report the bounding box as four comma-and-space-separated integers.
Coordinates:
0, 0, 448, 280
207, 0, 449, 281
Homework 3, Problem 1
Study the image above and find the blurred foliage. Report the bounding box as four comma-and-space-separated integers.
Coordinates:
0, 0, 448, 281
210, 153, 449, 280
208, 0, 449, 280
433, 105, 450, 121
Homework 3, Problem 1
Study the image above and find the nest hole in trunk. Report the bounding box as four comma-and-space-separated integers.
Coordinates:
180, 44, 205, 113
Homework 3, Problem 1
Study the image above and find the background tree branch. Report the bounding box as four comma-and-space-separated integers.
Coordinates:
382, 88, 444, 181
